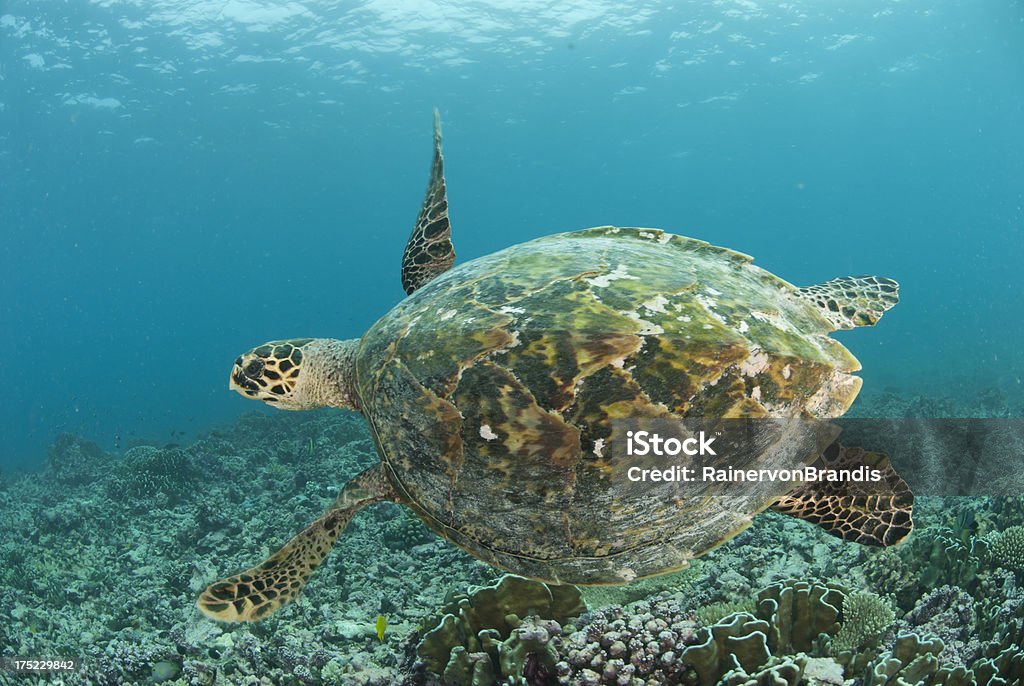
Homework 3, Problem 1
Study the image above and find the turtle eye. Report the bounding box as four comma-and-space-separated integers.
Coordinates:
243, 359, 265, 379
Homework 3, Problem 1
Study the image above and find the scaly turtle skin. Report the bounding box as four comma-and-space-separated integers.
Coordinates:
198, 111, 911, 623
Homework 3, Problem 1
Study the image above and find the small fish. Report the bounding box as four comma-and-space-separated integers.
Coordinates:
375, 614, 386, 642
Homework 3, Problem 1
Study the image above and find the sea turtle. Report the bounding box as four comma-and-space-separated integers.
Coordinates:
198, 110, 913, 623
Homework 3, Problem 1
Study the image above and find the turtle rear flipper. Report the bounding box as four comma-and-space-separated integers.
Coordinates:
401, 108, 455, 295
771, 443, 913, 547
198, 464, 394, 622
796, 275, 899, 330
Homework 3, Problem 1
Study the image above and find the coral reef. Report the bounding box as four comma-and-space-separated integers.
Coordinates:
0, 384, 1022, 684
755, 579, 843, 654
47, 432, 111, 485
899, 586, 978, 667
832, 592, 894, 653
0, 411, 490, 685
557, 593, 700, 685
108, 445, 199, 509
415, 574, 585, 684
988, 525, 1024, 573
861, 633, 968, 686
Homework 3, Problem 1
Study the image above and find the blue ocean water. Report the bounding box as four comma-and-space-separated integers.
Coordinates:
1, 0, 1022, 472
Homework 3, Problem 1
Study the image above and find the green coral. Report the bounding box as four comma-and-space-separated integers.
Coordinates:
872, 525, 988, 605
921, 527, 987, 592
443, 646, 497, 686
972, 608, 1024, 686
416, 575, 585, 682
988, 525, 1024, 572
695, 599, 757, 628
755, 579, 845, 654
719, 654, 809, 686
833, 592, 895, 653
679, 612, 772, 685
862, 633, 974, 686
974, 645, 1024, 686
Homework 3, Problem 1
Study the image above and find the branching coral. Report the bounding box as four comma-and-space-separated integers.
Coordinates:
988, 525, 1024, 573
694, 600, 757, 628
833, 592, 895, 653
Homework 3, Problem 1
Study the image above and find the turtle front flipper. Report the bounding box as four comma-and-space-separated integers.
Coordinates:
401, 108, 455, 295
197, 464, 395, 622
796, 275, 899, 330
771, 443, 914, 547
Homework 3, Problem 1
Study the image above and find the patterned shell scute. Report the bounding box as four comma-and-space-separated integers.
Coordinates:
356, 227, 862, 583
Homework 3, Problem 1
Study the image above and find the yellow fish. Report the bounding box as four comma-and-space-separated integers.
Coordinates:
375, 614, 387, 642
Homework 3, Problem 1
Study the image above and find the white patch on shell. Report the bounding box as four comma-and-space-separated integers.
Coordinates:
751, 309, 789, 331
751, 386, 762, 401
438, 308, 457, 321
738, 320, 750, 333
638, 231, 656, 239
641, 294, 669, 314
657, 233, 672, 244
479, 424, 498, 441
586, 264, 640, 288
610, 357, 625, 368
807, 373, 862, 418
593, 438, 605, 457
706, 287, 723, 296
695, 293, 728, 324
677, 315, 692, 322
622, 310, 664, 335
619, 568, 638, 583
739, 349, 770, 377
498, 305, 525, 315
782, 364, 792, 380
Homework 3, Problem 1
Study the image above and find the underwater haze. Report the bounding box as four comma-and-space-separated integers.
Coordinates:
6, 3, 1024, 686
1, 1, 1022, 471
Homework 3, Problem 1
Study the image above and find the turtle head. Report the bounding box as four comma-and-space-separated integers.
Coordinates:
229, 338, 360, 411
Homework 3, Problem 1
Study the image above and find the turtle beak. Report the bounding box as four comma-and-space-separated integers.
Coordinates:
229, 356, 262, 395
